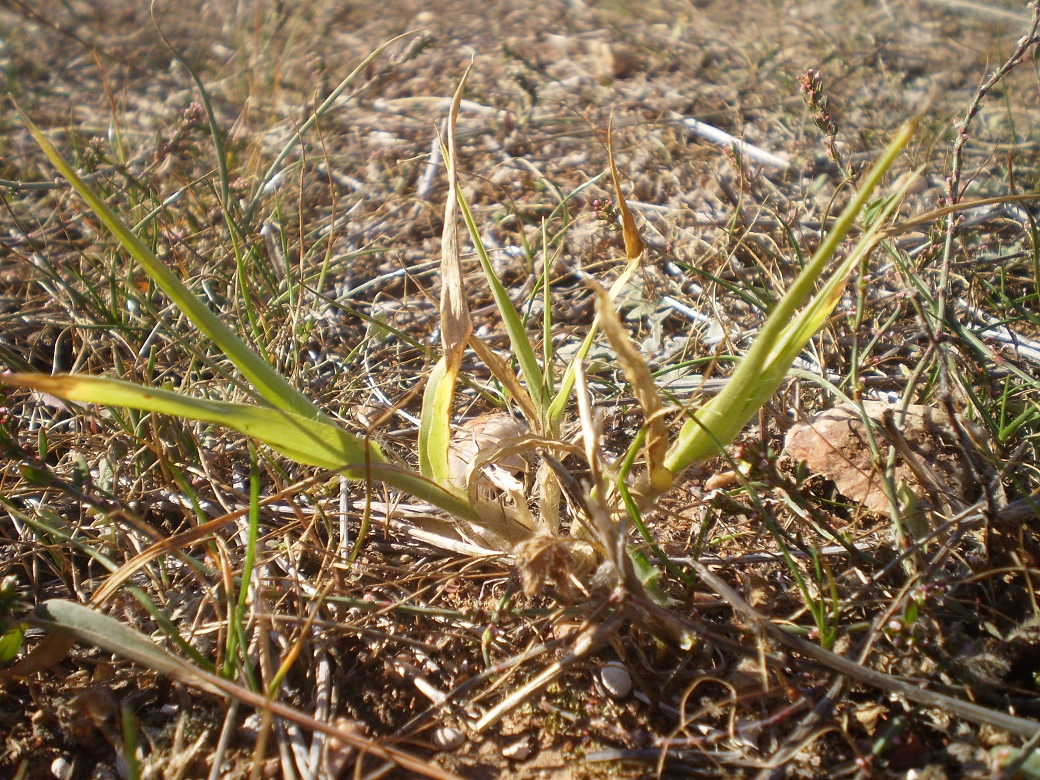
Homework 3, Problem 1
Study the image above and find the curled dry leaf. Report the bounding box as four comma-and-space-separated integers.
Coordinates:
447, 412, 529, 492
607, 117, 644, 261
784, 401, 986, 517
592, 280, 672, 492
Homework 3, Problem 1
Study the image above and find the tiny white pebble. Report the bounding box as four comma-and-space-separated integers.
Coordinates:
50, 757, 73, 780
260, 172, 284, 196
502, 736, 532, 760
600, 661, 633, 698
431, 726, 465, 750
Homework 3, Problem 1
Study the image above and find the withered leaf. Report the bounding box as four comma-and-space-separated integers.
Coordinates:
785, 402, 985, 517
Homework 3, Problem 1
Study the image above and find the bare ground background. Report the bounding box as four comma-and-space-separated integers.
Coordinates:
3, 0, 1040, 778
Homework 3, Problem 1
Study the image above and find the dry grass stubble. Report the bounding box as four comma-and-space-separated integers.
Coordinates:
3, 0, 1040, 777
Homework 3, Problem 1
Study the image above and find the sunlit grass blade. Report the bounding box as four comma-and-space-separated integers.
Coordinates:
457, 191, 546, 414
419, 358, 459, 482
467, 335, 539, 423
545, 255, 641, 431
419, 68, 471, 482
2, 371, 482, 523
365, 463, 478, 523
18, 108, 327, 423
1, 373, 377, 472
246, 32, 413, 219
662, 116, 920, 479
592, 280, 672, 491
541, 224, 557, 398
546, 126, 646, 431
225, 453, 261, 680
673, 183, 912, 470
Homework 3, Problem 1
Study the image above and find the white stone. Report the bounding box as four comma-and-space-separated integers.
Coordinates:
502, 736, 532, 760
600, 661, 633, 698
50, 757, 73, 780
431, 726, 465, 751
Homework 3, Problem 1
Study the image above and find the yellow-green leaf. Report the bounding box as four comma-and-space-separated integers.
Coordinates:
663, 116, 920, 478
592, 281, 672, 491
419, 357, 459, 482
2, 374, 377, 473
17, 107, 326, 423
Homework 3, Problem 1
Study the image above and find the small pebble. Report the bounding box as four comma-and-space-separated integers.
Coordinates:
240, 712, 262, 742
502, 736, 532, 760
432, 726, 465, 751
50, 757, 73, 780
600, 661, 633, 698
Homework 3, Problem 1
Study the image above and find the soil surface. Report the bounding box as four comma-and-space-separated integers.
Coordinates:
2, 0, 1040, 778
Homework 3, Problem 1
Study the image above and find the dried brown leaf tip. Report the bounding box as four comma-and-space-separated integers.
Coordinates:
607, 119, 644, 261
785, 401, 988, 519
438, 65, 473, 358
591, 281, 672, 491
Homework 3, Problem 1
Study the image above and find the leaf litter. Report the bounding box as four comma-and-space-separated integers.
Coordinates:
3, 0, 1040, 778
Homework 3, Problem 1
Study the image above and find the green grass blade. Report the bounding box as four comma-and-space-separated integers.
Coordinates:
457, 189, 545, 413
419, 357, 456, 482
2, 374, 377, 472
247, 33, 411, 220
5, 373, 482, 522
701, 186, 910, 453
18, 108, 327, 423
366, 462, 479, 522
664, 117, 918, 475
120, 702, 142, 780
542, 225, 555, 399
546, 256, 642, 430
419, 73, 470, 483
30, 600, 225, 696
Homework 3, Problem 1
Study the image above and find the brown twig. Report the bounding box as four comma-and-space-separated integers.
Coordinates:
935, 4, 1040, 359
687, 559, 1040, 739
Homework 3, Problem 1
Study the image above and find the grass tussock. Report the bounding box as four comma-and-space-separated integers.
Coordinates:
4, 1, 1040, 777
